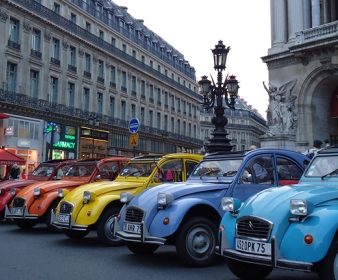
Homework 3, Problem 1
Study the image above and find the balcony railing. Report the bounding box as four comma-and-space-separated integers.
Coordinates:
68, 64, 77, 72
109, 82, 116, 88
131, 90, 137, 96
97, 76, 104, 83
31, 49, 42, 58
8, 40, 20, 50
84, 71, 91, 78
121, 86, 127, 92
51, 57, 60, 66
296, 21, 338, 44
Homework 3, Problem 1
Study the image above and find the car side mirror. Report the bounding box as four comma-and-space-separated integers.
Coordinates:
94, 174, 101, 181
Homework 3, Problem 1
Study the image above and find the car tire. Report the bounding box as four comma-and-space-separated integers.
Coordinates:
126, 241, 159, 254
46, 200, 63, 233
0, 209, 4, 221
175, 216, 217, 267
317, 238, 338, 280
97, 207, 124, 246
14, 219, 37, 229
63, 229, 90, 239
227, 258, 273, 280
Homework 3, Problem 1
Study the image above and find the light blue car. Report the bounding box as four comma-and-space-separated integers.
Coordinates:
113, 149, 309, 267
218, 145, 338, 280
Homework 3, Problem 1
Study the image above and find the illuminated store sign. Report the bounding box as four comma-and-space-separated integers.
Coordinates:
53, 141, 75, 149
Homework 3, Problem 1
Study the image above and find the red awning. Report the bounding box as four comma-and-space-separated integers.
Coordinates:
0, 113, 10, 119
0, 149, 26, 165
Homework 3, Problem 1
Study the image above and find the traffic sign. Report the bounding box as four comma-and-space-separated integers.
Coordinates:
128, 118, 140, 134
130, 134, 139, 146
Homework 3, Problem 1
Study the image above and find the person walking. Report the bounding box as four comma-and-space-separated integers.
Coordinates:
303, 140, 322, 159
9, 164, 20, 180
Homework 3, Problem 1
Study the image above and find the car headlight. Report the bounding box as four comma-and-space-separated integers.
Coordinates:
83, 191, 91, 201
120, 192, 134, 203
221, 197, 242, 212
58, 189, 69, 198
157, 193, 174, 205
290, 199, 308, 215
10, 188, 16, 196
34, 188, 40, 196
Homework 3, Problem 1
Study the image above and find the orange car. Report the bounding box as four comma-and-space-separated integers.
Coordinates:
5, 157, 130, 232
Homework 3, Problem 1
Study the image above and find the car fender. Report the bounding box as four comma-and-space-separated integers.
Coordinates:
75, 194, 121, 226
280, 207, 338, 263
29, 191, 60, 216
149, 197, 219, 238
0, 192, 14, 212
218, 211, 237, 244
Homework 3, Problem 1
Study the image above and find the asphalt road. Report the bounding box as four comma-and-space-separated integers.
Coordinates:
0, 221, 319, 280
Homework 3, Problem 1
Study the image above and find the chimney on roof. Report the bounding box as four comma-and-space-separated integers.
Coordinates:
120, 6, 128, 11
138, 19, 144, 24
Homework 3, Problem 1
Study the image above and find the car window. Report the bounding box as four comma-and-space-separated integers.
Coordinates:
31, 165, 55, 176
244, 156, 274, 184
305, 156, 338, 177
276, 157, 303, 185
191, 159, 243, 177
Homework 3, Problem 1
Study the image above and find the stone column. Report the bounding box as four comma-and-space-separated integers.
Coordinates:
331, 0, 337, 21
287, 0, 304, 44
303, 0, 312, 29
270, 0, 288, 47
323, 0, 331, 23
311, 0, 321, 27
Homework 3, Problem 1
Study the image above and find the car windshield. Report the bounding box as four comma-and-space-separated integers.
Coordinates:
65, 163, 96, 177
191, 159, 243, 177
305, 155, 338, 177
31, 164, 56, 176
120, 161, 158, 177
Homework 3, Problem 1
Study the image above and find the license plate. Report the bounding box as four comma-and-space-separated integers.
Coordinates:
123, 222, 141, 234
57, 214, 69, 223
235, 238, 271, 256
10, 208, 23, 215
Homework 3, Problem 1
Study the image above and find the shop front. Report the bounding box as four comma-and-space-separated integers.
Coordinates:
48, 124, 77, 160
79, 127, 109, 159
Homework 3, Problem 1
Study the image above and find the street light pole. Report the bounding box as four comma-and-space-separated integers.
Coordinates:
88, 115, 100, 158
199, 40, 240, 153
162, 131, 169, 154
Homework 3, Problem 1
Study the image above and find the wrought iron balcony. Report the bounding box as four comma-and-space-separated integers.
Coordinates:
8, 40, 20, 50
97, 76, 104, 83
51, 57, 60, 66
141, 94, 145, 100
68, 64, 77, 72
171, 107, 175, 111
149, 97, 154, 103
121, 86, 127, 92
31, 49, 42, 58
84, 71, 91, 78
131, 90, 137, 96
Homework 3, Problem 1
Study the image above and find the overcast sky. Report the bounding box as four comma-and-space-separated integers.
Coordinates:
113, 0, 271, 118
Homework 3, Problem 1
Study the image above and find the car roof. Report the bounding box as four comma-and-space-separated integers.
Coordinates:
318, 145, 338, 154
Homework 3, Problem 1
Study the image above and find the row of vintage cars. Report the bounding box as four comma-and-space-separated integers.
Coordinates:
1, 146, 338, 279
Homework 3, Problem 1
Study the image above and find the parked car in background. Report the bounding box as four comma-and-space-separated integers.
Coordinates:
0, 159, 75, 221
5, 157, 129, 231
114, 149, 309, 267
51, 153, 202, 246
217, 145, 338, 280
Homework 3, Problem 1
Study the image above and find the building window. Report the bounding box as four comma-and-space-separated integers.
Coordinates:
141, 55, 145, 63
97, 92, 103, 114
109, 97, 115, 118
85, 53, 91, 72
164, 115, 168, 131
121, 101, 126, 120
71, 13, 76, 23
150, 60, 153, 68
158, 65, 161, 72
132, 76, 136, 93
165, 69, 168, 76
149, 110, 153, 127
86, 22, 91, 32
98, 60, 104, 78
9, 18, 20, 43
69, 46, 76, 66
52, 38, 60, 59
132, 50, 136, 58
68, 82, 75, 107
164, 92, 168, 107
157, 88, 161, 105
141, 80, 145, 96
171, 117, 175, 134
194, 125, 197, 138
30, 70, 39, 98
131, 104, 136, 118
177, 119, 181, 134
32, 28, 41, 52
83, 88, 89, 111
177, 98, 181, 112
149, 85, 154, 100
188, 123, 191, 137
6, 62, 17, 92
54, 3, 60, 14
183, 121, 186, 136
172, 73, 174, 80
140, 107, 145, 125
171, 95, 175, 110
110, 66, 116, 87
111, 37, 115, 46
99, 30, 104, 40
121, 71, 127, 91
50, 77, 58, 103
122, 44, 126, 52
157, 113, 161, 129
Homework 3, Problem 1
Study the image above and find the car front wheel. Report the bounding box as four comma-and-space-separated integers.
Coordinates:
14, 219, 37, 229
97, 207, 124, 246
64, 229, 90, 239
175, 216, 217, 267
227, 258, 273, 280
126, 241, 159, 254
318, 238, 338, 280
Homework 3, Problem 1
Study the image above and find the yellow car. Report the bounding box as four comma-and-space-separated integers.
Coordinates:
51, 153, 203, 246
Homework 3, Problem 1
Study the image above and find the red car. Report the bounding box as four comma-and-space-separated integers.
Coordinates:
0, 159, 75, 221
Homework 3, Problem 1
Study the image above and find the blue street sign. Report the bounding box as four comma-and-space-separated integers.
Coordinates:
129, 118, 140, 134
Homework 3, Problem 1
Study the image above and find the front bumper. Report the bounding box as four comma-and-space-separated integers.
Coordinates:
5, 205, 38, 220
113, 217, 166, 244
50, 210, 88, 231
216, 228, 313, 272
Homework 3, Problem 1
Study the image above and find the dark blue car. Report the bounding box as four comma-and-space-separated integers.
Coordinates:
114, 149, 309, 267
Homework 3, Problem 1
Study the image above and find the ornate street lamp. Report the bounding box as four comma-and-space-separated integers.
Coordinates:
161, 131, 169, 154
88, 114, 100, 158
199, 40, 240, 153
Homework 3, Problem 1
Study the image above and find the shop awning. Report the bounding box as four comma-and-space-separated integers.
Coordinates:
0, 113, 10, 119
0, 149, 26, 165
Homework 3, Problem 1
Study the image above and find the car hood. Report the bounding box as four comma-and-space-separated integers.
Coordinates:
129, 181, 229, 208
0, 180, 37, 192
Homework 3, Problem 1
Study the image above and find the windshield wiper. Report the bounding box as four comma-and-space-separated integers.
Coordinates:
200, 169, 220, 179
321, 168, 338, 180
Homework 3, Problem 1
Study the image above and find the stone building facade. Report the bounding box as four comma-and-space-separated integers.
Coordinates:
0, 0, 203, 174
261, 0, 338, 151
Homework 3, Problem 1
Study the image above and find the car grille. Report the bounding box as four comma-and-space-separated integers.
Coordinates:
125, 207, 144, 223
236, 216, 273, 241
59, 202, 73, 214
12, 197, 25, 207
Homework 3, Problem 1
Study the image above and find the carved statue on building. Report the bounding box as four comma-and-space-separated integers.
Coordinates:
263, 79, 298, 136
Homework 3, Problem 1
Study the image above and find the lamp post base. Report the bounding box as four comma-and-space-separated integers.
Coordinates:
204, 137, 233, 153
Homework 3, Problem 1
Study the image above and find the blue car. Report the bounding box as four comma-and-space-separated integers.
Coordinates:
218, 145, 338, 279
113, 149, 309, 267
